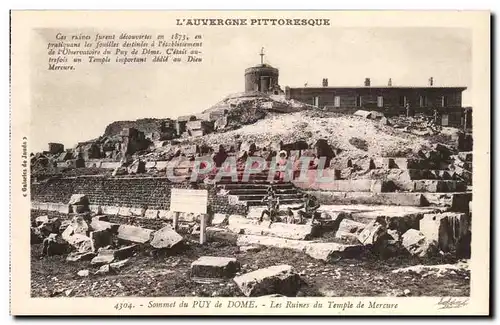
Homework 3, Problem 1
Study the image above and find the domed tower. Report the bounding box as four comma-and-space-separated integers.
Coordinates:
244, 48, 279, 93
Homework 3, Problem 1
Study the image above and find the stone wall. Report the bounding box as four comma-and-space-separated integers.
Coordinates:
31, 176, 247, 215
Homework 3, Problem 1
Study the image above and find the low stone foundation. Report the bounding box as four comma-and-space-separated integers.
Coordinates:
31, 176, 247, 215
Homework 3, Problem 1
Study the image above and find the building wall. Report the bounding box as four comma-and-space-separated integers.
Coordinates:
286, 86, 465, 126
244, 66, 279, 92
31, 176, 247, 215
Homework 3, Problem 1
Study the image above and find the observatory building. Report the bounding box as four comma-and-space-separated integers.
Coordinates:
244, 48, 281, 94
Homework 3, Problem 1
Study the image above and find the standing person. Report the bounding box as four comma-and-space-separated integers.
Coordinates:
291, 193, 321, 224
275, 150, 289, 182
259, 186, 280, 224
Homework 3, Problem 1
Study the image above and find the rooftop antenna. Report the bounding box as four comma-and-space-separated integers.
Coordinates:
260, 47, 265, 64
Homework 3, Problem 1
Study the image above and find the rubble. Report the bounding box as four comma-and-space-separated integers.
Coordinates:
233, 264, 301, 297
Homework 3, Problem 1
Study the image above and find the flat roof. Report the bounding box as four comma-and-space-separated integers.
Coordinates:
287, 86, 467, 91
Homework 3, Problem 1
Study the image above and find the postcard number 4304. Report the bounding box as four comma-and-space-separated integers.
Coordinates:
114, 302, 134, 310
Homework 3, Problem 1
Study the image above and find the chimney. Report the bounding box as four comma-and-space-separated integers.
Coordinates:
429, 77, 434, 86
388, 78, 392, 86
364, 78, 371, 87
322, 78, 328, 87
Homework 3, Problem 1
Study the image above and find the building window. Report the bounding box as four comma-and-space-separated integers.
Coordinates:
441, 114, 449, 126
377, 96, 383, 108
313, 96, 319, 107
334, 96, 340, 107
399, 95, 407, 106
441, 96, 448, 107
356, 95, 362, 107
419, 95, 427, 107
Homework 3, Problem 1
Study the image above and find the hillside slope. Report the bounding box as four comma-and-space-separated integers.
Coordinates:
186, 110, 451, 159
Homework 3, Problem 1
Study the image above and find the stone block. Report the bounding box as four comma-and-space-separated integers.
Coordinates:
42, 234, 69, 256
357, 220, 387, 246
420, 212, 469, 253
237, 235, 309, 252
58, 204, 71, 214
66, 252, 96, 262
38, 217, 62, 237
68, 194, 89, 206
392, 158, 426, 170
39, 203, 49, 211
61, 215, 89, 242
229, 221, 317, 240
337, 218, 365, 234
144, 209, 160, 219
109, 259, 129, 272
117, 224, 154, 244
114, 245, 138, 260
150, 226, 183, 249
89, 205, 102, 214
90, 229, 114, 251
91, 249, 115, 266
239, 245, 261, 253
211, 213, 228, 226
191, 256, 240, 280
72, 204, 89, 214
266, 223, 318, 240
402, 229, 437, 257
65, 234, 93, 254
35, 215, 49, 226
118, 207, 132, 217
47, 203, 60, 212
233, 265, 301, 297
304, 242, 363, 261
130, 207, 145, 217
31, 202, 41, 210
158, 210, 174, 220
90, 216, 119, 232
334, 231, 360, 243
101, 206, 120, 216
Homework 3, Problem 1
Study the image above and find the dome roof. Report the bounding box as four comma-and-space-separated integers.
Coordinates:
245, 63, 279, 74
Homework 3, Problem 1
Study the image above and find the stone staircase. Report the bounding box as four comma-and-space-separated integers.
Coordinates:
215, 169, 305, 207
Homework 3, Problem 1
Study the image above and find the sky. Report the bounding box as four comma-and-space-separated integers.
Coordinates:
30, 27, 472, 153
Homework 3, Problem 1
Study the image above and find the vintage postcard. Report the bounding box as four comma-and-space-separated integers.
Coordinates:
10, 10, 490, 316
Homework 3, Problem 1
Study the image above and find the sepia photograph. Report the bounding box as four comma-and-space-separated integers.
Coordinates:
10, 10, 490, 316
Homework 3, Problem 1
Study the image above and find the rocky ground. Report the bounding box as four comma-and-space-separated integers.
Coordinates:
186, 111, 460, 160
31, 234, 470, 298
